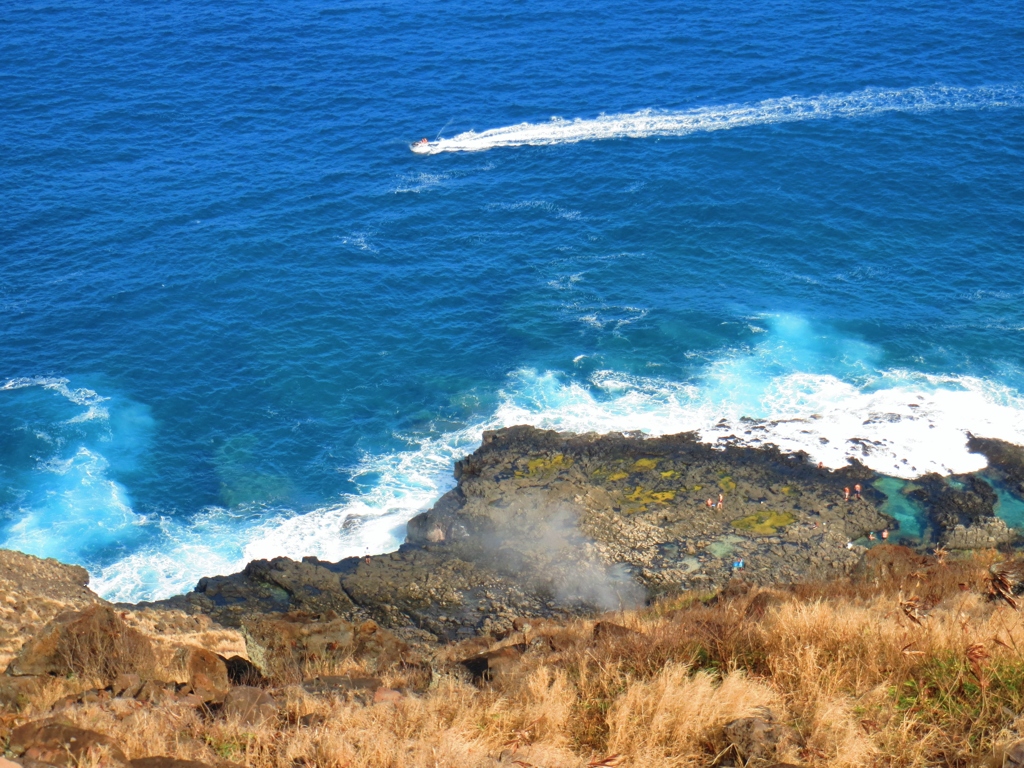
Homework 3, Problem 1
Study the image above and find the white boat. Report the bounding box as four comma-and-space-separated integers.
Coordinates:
410, 139, 438, 155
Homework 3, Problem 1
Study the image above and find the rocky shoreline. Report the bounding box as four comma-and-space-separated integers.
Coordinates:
132, 426, 1024, 644
6, 426, 1024, 767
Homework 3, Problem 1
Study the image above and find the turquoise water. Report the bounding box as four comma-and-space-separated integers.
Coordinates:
873, 477, 926, 541
991, 478, 1024, 531
2, 1, 1023, 601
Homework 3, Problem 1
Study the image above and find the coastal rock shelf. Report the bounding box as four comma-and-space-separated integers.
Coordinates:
143, 425, 934, 640
133, 427, 1024, 642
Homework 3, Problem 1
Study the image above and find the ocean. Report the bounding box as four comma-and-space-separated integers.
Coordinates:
2, 0, 1023, 602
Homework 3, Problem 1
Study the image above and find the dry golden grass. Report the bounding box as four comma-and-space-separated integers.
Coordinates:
9, 549, 1024, 767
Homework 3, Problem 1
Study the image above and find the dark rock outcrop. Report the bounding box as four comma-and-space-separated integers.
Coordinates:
968, 436, 1024, 495
914, 473, 1016, 549
145, 426, 901, 638
177, 558, 356, 628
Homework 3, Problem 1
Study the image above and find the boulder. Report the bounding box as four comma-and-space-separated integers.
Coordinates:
459, 644, 526, 683
220, 654, 265, 687
135, 679, 174, 705
9, 719, 127, 767
184, 648, 230, 703
221, 686, 278, 726
6, 605, 153, 682
242, 612, 407, 677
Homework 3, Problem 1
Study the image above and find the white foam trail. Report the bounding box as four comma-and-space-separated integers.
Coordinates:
422, 84, 1024, 153
2, 376, 109, 410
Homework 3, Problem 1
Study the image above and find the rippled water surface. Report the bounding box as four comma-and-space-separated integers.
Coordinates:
2, 0, 1023, 600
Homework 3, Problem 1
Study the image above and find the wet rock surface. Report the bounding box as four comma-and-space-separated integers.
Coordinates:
913, 472, 1017, 549
969, 436, 1024, 495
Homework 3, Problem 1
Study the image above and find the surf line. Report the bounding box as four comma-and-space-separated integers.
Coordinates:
411, 83, 1023, 154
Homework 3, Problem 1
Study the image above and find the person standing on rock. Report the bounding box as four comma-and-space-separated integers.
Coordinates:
717, 493, 724, 510
854, 483, 862, 500
844, 486, 851, 501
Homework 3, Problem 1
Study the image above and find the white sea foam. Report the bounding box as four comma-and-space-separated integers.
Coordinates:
93, 425, 487, 601
91, 358, 1024, 602
2, 376, 109, 410
14, 317, 1024, 604
418, 84, 1024, 154
1, 377, 150, 566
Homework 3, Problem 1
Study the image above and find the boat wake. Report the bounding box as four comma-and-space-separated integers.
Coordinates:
415, 84, 1024, 154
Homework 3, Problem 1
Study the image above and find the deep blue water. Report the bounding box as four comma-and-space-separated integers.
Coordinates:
2, 0, 1023, 600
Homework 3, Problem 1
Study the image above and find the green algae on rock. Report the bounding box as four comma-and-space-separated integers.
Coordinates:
732, 511, 797, 536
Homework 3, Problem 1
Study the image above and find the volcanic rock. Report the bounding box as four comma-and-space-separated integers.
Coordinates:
184, 648, 230, 703
241, 612, 407, 677
6, 605, 154, 683
221, 686, 278, 726
0, 551, 99, 672
9, 719, 127, 767
967, 436, 1024, 495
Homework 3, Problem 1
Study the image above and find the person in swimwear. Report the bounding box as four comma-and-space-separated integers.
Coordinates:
417, 138, 429, 145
